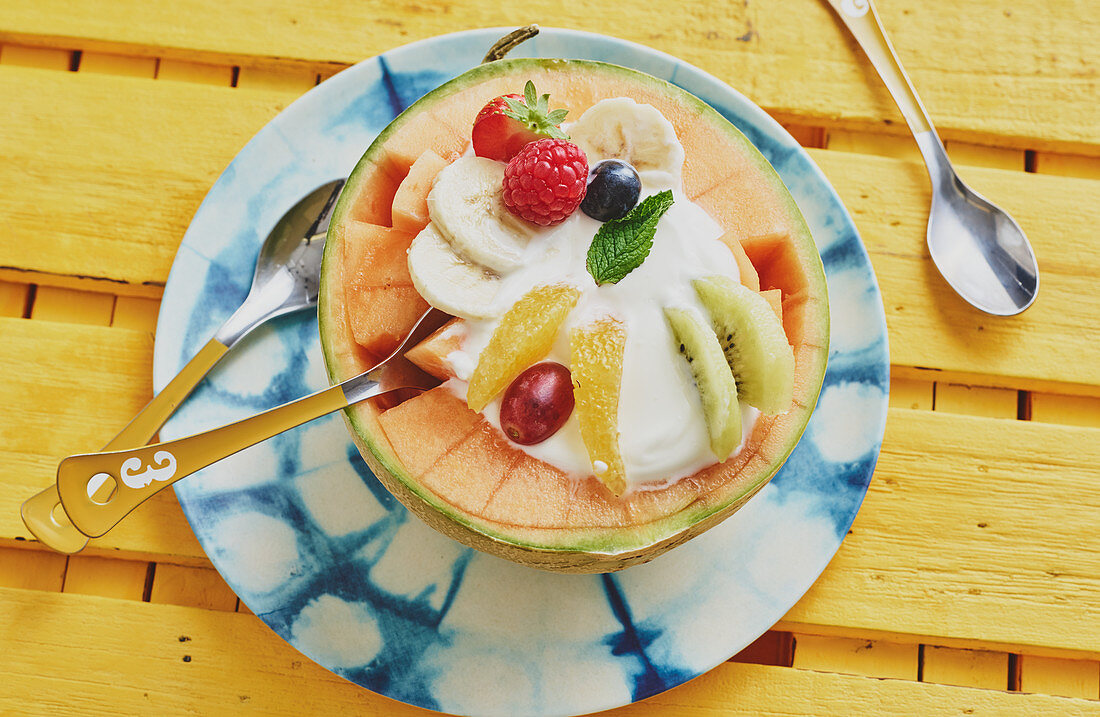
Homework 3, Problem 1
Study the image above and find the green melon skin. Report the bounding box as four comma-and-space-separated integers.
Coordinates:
318, 58, 829, 573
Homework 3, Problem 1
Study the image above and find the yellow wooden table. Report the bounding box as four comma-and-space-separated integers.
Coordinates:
2, 1, 1098, 714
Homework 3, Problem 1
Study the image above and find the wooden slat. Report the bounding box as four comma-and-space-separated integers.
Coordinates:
158, 58, 233, 85
236, 65, 315, 92
63, 555, 149, 600
808, 148, 1100, 393
4, 66, 1098, 394
935, 383, 1018, 419
149, 564, 238, 611
945, 141, 1026, 171
1, 585, 1099, 716
889, 377, 933, 411
0, 281, 29, 317
779, 408, 1100, 658
1, 0, 1096, 154
1019, 655, 1100, 700
792, 635, 917, 680
0, 546, 67, 590
0, 43, 71, 70
111, 296, 160, 332
29, 286, 115, 325
922, 646, 1009, 689
79, 51, 156, 77
826, 129, 921, 161
1034, 153, 1100, 180
0, 65, 296, 292
1031, 393, 1100, 428
731, 630, 793, 667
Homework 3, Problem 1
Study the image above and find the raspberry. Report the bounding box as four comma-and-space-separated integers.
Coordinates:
502, 138, 588, 226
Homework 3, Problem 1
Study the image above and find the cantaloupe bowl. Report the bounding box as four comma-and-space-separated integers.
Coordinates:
318, 57, 829, 573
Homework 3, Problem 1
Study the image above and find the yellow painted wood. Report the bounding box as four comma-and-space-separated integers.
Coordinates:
808, 148, 1100, 390
1034, 153, 1100, 179
1019, 655, 1100, 700
922, 646, 1009, 689
826, 129, 921, 161
111, 296, 160, 332
236, 65, 316, 92
0, 43, 70, 70
0, 546, 67, 590
945, 141, 1026, 171
4, 63, 1097, 393
0, 65, 294, 289
29, 286, 115, 326
889, 376, 933, 411
1031, 393, 1100, 428
157, 58, 232, 85
779, 408, 1100, 658
63, 555, 148, 600
792, 634, 918, 679
150, 564, 238, 611
79, 51, 157, 78
0, 281, 29, 317
3, 584, 1100, 716
2, 0, 1096, 154
935, 383, 1018, 419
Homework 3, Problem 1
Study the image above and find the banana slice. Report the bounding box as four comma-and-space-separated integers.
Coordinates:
427, 156, 536, 274
407, 224, 501, 320
569, 97, 685, 179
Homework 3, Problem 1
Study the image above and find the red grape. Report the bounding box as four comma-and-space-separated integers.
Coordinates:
499, 362, 575, 445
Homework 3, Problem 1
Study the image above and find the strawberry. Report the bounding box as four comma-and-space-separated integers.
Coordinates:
471, 81, 570, 162
502, 138, 588, 226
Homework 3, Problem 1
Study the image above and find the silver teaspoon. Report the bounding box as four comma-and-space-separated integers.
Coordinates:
21, 178, 345, 553
826, 0, 1039, 315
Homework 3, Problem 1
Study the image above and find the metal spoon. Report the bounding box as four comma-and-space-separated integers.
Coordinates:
21, 178, 345, 553
826, 0, 1039, 315
54, 309, 447, 538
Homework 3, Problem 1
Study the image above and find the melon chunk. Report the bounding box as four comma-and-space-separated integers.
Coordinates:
717, 229, 761, 292
391, 150, 450, 235
405, 318, 466, 381
341, 221, 428, 357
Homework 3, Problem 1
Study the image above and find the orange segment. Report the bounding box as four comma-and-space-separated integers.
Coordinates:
570, 318, 628, 496
467, 284, 581, 412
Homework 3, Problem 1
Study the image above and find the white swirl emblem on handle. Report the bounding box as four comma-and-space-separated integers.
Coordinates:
841, 0, 870, 17
119, 450, 178, 489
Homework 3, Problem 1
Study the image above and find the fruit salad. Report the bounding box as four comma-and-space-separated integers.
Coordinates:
402, 82, 795, 496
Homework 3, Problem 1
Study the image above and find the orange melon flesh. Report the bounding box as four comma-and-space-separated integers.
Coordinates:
341, 221, 428, 359
391, 149, 450, 235
404, 317, 465, 381
760, 288, 784, 325
718, 230, 761, 291
319, 58, 829, 572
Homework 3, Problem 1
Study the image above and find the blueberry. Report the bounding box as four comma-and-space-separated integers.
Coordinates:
580, 160, 641, 222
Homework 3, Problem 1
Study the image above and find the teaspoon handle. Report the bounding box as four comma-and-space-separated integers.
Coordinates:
825, 0, 934, 137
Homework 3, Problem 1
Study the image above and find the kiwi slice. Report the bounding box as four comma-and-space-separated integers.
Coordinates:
664, 307, 742, 459
693, 276, 795, 415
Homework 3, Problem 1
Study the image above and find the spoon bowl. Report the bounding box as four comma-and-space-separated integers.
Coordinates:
921, 141, 1039, 314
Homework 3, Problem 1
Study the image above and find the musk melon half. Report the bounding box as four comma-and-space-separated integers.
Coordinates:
318, 58, 829, 573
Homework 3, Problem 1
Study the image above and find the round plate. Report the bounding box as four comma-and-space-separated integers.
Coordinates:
156, 27, 889, 717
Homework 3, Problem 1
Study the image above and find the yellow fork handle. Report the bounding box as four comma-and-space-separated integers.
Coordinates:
20, 339, 228, 552
824, 0, 932, 135
56, 384, 350, 538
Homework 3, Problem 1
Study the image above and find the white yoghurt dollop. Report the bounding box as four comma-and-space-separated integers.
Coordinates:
441, 99, 759, 491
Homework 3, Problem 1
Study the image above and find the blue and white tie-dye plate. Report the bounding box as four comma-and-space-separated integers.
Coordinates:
154, 27, 889, 717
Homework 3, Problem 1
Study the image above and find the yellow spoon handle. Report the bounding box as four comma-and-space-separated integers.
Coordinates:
20, 338, 228, 551
56, 384, 350, 538
825, 0, 933, 135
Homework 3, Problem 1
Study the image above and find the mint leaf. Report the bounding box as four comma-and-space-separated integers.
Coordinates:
586, 190, 675, 285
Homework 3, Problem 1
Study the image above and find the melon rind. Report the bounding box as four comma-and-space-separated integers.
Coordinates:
319, 58, 829, 573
